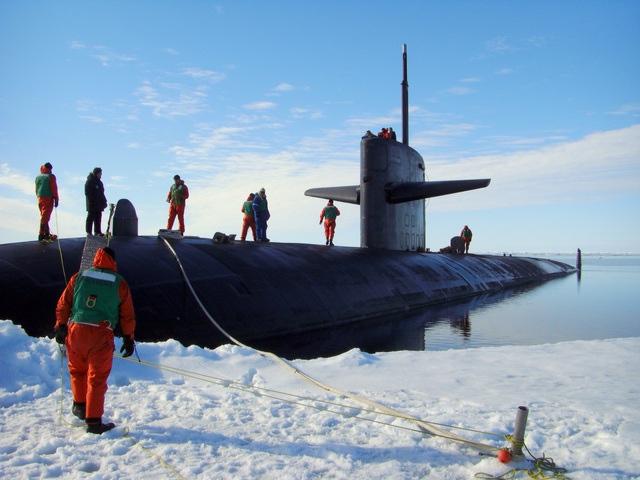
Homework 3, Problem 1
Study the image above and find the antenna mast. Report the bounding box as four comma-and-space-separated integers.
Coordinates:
401, 44, 409, 145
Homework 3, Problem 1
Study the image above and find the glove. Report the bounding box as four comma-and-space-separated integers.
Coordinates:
120, 337, 135, 358
54, 324, 67, 345
54, 199, 59, 208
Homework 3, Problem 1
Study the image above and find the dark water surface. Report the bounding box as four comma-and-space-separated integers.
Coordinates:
256, 254, 640, 359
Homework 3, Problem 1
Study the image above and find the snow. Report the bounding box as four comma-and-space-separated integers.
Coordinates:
1, 320, 639, 479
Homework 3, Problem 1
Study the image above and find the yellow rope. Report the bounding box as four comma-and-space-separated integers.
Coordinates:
474, 437, 570, 479
121, 428, 187, 480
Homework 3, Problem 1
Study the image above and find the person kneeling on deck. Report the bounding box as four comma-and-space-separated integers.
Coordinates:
319, 199, 340, 246
54, 247, 136, 434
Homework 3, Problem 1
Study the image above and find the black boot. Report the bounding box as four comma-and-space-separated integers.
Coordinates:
72, 401, 86, 420
86, 417, 116, 435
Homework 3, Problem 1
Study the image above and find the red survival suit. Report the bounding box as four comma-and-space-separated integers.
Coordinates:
34, 164, 59, 241
240, 193, 257, 241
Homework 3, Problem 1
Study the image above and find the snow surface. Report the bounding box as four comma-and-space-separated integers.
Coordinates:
1, 320, 639, 479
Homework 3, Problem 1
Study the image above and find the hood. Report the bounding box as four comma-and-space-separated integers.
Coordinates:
92, 248, 118, 272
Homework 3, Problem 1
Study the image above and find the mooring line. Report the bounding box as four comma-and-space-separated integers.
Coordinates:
160, 237, 504, 454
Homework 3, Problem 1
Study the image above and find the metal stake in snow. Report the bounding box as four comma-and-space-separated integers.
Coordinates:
511, 406, 529, 460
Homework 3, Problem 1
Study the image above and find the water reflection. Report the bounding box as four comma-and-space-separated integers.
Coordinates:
253, 256, 639, 359
253, 282, 545, 360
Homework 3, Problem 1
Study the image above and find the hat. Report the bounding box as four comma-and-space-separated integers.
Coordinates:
328, 199, 334, 204
102, 247, 116, 261
259, 187, 265, 193
173, 175, 181, 180
93, 167, 102, 175
44, 162, 53, 169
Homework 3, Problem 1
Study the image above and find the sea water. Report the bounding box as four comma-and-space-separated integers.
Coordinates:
261, 254, 640, 359
422, 254, 640, 351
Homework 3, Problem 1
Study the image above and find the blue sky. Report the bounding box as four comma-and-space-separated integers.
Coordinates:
1, 0, 638, 253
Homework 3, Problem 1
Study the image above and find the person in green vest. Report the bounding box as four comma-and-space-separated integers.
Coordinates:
166, 175, 189, 235
54, 247, 136, 434
34, 162, 59, 242
240, 193, 257, 241
460, 225, 473, 254
319, 199, 341, 246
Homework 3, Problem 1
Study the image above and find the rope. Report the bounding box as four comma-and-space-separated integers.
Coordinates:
121, 428, 186, 480
57, 346, 184, 479
54, 207, 68, 284
160, 237, 503, 454
115, 352, 504, 441
474, 446, 570, 479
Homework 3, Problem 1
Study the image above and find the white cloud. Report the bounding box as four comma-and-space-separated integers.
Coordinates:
135, 81, 209, 118
244, 101, 277, 110
275, 83, 294, 91
607, 103, 640, 117
181, 68, 225, 82
445, 86, 473, 96
426, 125, 640, 211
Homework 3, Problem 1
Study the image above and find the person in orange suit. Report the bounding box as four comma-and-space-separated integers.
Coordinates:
166, 175, 189, 235
460, 225, 473, 254
34, 162, 59, 242
54, 247, 136, 434
240, 193, 257, 241
319, 199, 341, 246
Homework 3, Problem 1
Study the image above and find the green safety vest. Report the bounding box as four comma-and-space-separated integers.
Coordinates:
170, 184, 186, 206
35, 174, 53, 198
323, 206, 338, 220
243, 201, 253, 215
70, 268, 123, 328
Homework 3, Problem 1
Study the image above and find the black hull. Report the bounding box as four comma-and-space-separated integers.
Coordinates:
0, 236, 575, 350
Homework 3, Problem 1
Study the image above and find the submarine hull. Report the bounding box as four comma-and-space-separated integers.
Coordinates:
0, 236, 575, 349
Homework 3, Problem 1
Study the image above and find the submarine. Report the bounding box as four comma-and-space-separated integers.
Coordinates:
0, 45, 575, 352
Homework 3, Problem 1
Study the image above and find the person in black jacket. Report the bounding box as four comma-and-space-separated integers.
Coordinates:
85, 167, 108, 236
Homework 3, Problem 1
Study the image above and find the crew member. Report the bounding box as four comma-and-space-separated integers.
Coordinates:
240, 193, 257, 241
54, 247, 136, 434
34, 162, 59, 242
166, 175, 189, 235
85, 167, 107, 236
252, 187, 270, 242
460, 225, 473, 254
319, 199, 340, 246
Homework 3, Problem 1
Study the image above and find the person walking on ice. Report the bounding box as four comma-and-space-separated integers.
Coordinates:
54, 247, 136, 434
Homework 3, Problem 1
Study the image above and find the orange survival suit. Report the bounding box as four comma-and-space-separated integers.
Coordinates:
55, 248, 136, 424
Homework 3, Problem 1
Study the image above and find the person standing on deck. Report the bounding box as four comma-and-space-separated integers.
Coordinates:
319, 199, 340, 246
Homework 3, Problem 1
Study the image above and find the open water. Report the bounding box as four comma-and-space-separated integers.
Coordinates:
258, 254, 640, 359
